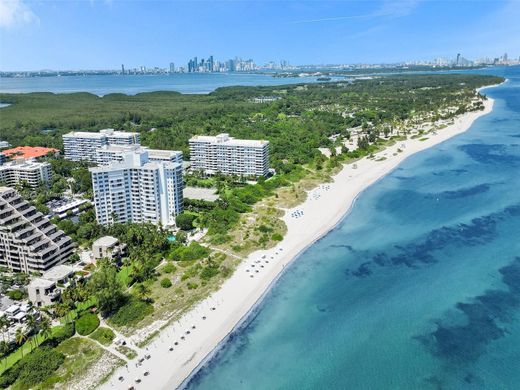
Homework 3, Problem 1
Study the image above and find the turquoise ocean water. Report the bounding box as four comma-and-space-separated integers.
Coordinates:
184, 66, 520, 389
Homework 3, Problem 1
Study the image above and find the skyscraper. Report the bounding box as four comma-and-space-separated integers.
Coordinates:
121, 64, 125, 75
90, 151, 183, 226
169, 62, 175, 73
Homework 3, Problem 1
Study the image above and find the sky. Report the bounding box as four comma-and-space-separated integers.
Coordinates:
0, 0, 519, 71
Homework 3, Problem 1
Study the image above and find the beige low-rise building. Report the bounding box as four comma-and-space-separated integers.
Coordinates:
27, 278, 61, 307
92, 236, 127, 261
27, 265, 75, 307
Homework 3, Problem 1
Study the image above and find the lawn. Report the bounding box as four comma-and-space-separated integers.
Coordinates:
89, 327, 115, 346
0, 323, 73, 375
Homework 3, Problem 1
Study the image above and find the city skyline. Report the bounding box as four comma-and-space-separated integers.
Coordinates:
1, 0, 519, 71
1, 51, 518, 76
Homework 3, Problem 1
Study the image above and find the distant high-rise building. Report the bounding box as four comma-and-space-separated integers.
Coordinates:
169, 62, 175, 73
456, 53, 461, 65
227, 59, 236, 72
209, 55, 214, 72
121, 64, 125, 75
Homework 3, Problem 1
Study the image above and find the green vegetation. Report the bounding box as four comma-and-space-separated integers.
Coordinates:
88, 260, 126, 316
108, 297, 154, 328
89, 327, 115, 346
162, 263, 177, 274
160, 278, 172, 288
169, 242, 210, 263
115, 345, 137, 360
0, 347, 64, 389
52, 337, 119, 389
175, 212, 198, 230
75, 313, 100, 336
6, 289, 26, 301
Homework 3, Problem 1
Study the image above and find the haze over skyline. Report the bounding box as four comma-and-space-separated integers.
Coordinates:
1, 0, 519, 71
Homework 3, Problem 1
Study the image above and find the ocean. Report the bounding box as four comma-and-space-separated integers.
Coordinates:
185, 66, 520, 390
0, 73, 339, 96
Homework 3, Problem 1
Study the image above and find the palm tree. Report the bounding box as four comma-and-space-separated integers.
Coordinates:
15, 328, 27, 358
40, 317, 52, 341
0, 316, 8, 344
134, 283, 151, 302
25, 313, 39, 350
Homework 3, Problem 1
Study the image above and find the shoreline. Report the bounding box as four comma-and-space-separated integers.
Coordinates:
99, 94, 495, 390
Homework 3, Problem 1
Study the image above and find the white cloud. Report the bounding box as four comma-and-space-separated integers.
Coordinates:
0, 0, 39, 29
290, 0, 419, 24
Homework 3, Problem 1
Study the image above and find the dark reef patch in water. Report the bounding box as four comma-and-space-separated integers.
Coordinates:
436, 183, 491, 200
351, 262, 373, 277
432, 168, 468, 177
458, 144, 520, 166
345, 204, 520, 278
330, 244, 354, 251
416, 257, 520, 365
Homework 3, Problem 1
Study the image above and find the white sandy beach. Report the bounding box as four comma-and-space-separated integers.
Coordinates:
100, 96, 494, 390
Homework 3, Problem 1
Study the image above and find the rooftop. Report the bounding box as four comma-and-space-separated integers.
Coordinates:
90, 152, 181, 173
0, 158, 49, 170
93, 235, 119, 247
147, 149, 183, 158
189, 133, 268, 147
28, 277, 56, 289
41, 264, 74, 281
1, 146, 59, 159
63, 129, 139, 138
5, 305, 20, 315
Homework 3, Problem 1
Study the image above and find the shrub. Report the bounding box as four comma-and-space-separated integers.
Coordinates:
0, 347, 65, 388
200, 264, 220, 281
169, 242, 209, 262
7, 289, 26, 301
187, 282, 198, 290
75, 313, 100, 336
257, 225, 273, 233
175, 212, 198, 230
160, 278, 172, 288
162, 263, 176, 274
272, 233, 283, 241
109, 297, 153, 327
181, 263, 202, 281
90, 327, 115, 346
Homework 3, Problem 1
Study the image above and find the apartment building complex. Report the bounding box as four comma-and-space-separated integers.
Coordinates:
62, 128, 140, 161
95, 144, 183, 166
0, 187, 74, 273
189, 133, 269, 177
90, 150, 183, 226
0, 159, 52, 189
